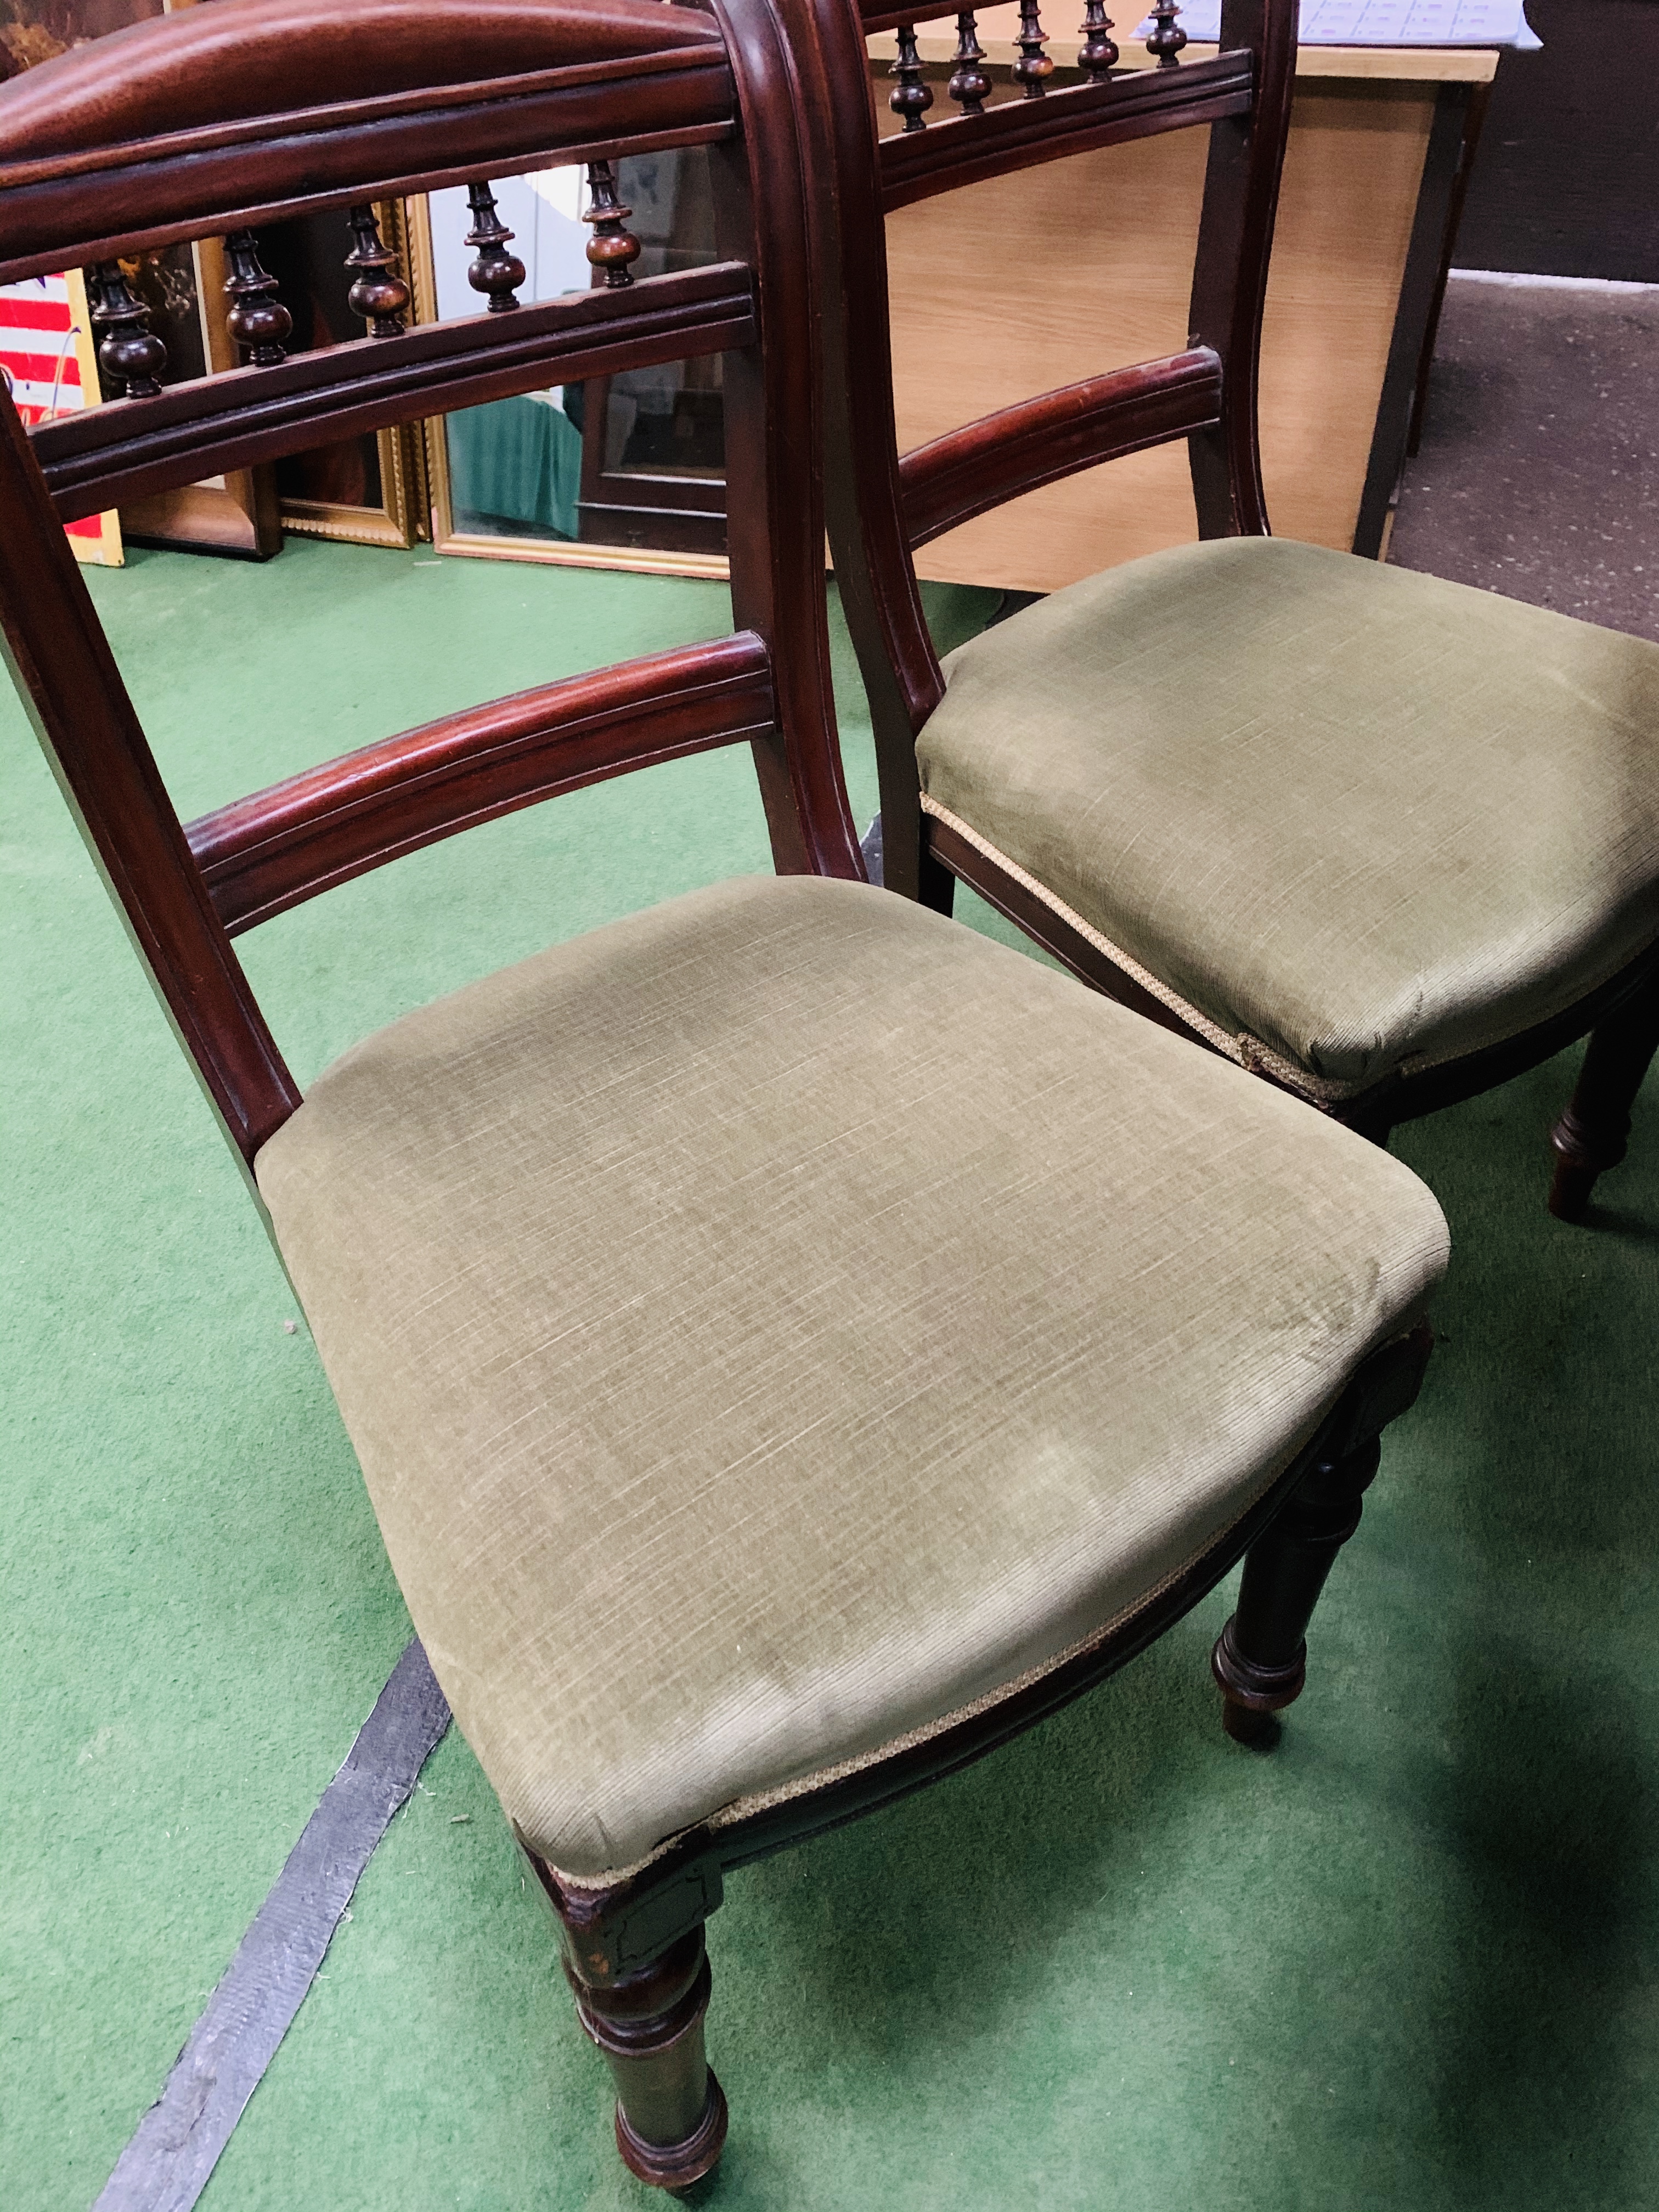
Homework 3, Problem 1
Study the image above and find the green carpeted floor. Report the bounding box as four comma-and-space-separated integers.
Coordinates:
3, 538, 1656, 2211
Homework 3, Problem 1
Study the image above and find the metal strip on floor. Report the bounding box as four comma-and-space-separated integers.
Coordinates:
94, 1639, 452, 2212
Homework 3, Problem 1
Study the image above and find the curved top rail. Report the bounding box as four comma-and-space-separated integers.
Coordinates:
0, 0, 721, 161
859, 4, 980, 30
0, 0, 735, 280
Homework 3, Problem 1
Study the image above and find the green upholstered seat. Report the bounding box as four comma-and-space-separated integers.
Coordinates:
920, 538, 1659, 1102
256, 876, 1447, 1881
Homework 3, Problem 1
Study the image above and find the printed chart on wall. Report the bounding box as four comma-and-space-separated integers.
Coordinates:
0, 272, 123, 567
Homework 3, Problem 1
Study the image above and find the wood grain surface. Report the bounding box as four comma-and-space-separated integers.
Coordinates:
874, 63, 1438, 586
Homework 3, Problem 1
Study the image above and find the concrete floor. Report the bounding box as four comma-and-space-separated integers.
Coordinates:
1391, 274, 1659, 644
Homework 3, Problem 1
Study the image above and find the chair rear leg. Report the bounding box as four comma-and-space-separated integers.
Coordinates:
563, 1924, 728, 2188
858, 806, 956, 915
1212, 1435, 1383, 1745
1548, 981, 1659, 1221
919, 840, 957, 917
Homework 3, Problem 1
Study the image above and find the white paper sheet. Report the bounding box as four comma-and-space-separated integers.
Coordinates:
1133, 1, 1541, 45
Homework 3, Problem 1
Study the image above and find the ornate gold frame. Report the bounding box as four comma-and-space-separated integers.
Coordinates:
277, 198, 431, 551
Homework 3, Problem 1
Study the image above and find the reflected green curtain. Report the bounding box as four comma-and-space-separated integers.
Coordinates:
446, 394, 584, 540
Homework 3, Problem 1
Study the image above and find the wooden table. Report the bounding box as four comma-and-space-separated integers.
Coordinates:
871, 15, 1496, 592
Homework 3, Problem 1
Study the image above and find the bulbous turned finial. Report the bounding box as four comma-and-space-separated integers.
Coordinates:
583, 162, 641, 286
89, 262, 166, 397
948, 12, 990, 114
345, 205, 410, 336
889, 24, 934, 130
464, 180, 526, 312
1146, 0, 1186, 66
1077, 0, 1119, 78
223, 231, 291, 365
1013, 0, 1054, 96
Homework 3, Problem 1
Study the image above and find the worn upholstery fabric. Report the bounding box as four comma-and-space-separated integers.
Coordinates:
256, 876, 1448, 1879
921, 537, 1659, 1097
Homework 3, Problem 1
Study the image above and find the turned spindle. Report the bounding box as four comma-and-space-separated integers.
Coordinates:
1145, 0, 1186, 65
222, 232, 291, 365
464, 180, 526, 312
1077, 0, 1119, 77
88, 262, 166, 398
948, 12, 991, 114
889, 24, 934, 130
344, 205, 410, 336
1012, 0, 1053, 95
582, 161, 642, 287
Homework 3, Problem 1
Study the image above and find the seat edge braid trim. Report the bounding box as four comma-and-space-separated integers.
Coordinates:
918, 793, 1355, 1105
539, 1348, 1396, 1894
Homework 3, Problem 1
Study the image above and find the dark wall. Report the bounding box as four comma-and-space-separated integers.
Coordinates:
1453, 0, 1659, 281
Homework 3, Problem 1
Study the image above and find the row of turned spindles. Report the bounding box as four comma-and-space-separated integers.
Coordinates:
84, 164, 644, 399
891, 2, 1185, 128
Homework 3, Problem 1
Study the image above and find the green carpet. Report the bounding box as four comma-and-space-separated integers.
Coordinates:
2, 538, 1655, 2212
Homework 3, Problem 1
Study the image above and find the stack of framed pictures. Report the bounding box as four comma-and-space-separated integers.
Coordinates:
0, 267, 122, 566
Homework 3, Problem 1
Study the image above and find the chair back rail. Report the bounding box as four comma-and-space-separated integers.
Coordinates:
901, 348, 1223, 548
35, 266, 755, 523
860, 3, 964, 27
879, 54, 1255, 210
790, 0, 1295, 897
0, 0, 733, 280
0, 0, 861, 1175
188, 636, 777, 936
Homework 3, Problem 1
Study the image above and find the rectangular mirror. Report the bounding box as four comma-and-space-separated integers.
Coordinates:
410, 152, 729, 579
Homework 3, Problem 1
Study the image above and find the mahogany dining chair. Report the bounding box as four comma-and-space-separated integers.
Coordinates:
797, 0, 1659, 1218
0, 0, 1447, 2183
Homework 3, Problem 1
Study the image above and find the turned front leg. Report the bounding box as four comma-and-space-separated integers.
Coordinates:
1212, 1435, 1382, 1745
1548, 979, 1659, 1221
563, 1925, 728, 2189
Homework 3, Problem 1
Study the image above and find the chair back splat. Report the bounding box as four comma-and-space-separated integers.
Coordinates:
0, 0, 862, 1170
791, 0, 1296, 900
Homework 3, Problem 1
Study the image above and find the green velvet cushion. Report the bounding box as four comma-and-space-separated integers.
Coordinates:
922, 538, 1659, 1097
256, 876, 1447, 1880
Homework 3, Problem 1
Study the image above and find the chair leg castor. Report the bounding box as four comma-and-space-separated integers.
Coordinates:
1545, 1127, 1601, 1224
1211, 1617, 1302, 1744
614, 2073, 729, 2191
